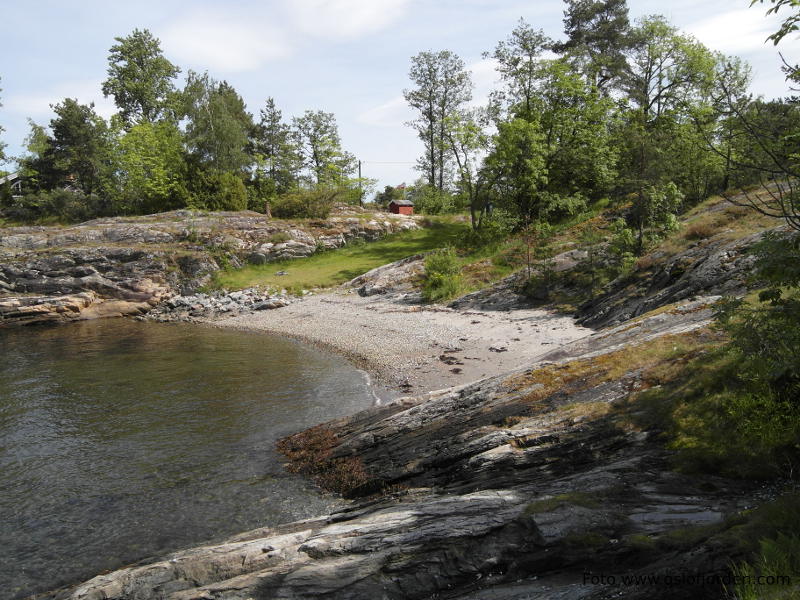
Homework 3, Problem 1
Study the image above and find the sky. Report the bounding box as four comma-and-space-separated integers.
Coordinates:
0, 0, 797, 193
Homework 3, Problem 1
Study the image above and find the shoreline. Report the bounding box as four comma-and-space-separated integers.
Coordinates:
215, 288, 593, 395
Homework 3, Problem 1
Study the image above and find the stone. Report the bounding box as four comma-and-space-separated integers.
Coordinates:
45, 301, 760, 600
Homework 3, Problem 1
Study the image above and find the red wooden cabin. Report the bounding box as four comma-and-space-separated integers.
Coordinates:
389, 199, 414, 215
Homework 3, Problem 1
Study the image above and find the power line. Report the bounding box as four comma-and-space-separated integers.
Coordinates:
360, 161, 416, 165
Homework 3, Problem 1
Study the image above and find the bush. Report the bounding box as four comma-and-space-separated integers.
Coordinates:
458, 213, 513, 251
188, 171, 248, 212
664, 233, 800, 478
0, 189, 104, 223
271, 187, 339, 219
422, 247, 463, 302
734, 533, 800, 600
413, 186, 458, 215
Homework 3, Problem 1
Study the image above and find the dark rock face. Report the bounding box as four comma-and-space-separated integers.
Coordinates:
576, 230, 770, 329
48, 299, 762, 600
0, 209, 419, 326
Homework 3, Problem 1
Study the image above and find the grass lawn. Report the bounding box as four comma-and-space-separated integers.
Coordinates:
213, 218, 466, 292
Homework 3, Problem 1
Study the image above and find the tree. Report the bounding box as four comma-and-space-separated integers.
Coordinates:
483, 58, 617, 226
444, 108, 493, 228
753, 0, 800, 83
616, 16, 718, 234
404, 50, 472, 192
102, 29, 180, 128
700, 1, 800, 230
374, 184, 403, 207
253, 97, 300, 194
16, 119, 53, 192
113, 121, 188, 214
182, 71, 254, 174
623, 16, 717, 126
48, 98, 113, 197
752, 0, 800, 45
557, 0, 631, 94
485, 19, 551, 117
292, 110, 355, 186
531, 59, 617, 206
483, 117, 547, 224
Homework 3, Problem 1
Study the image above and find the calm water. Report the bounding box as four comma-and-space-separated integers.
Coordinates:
0, 319, 380, 599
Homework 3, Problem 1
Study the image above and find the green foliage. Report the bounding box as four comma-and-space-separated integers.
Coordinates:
422, 247, 464, 302
483, 59, 617, 228
0, 189, 103, 223
374, 184, 403, 207
405, 50, 472, 191
520, 221, 557, 301
716, 232, 800, 399
484, 117, 547, 222
458, 212, 513, 250
187, 170, 247, 211
101, 28, 180, 127
253, 97, 301, 194
557, 0, 631, 93
271, 186, 339, 219
292, 110, 355, 186
607, 217, 637, 272
484, 18, 552, 117
113, 121, 188, 214
412, 185, 459, 215
182, 71, 254, 174
626, 182, 683, 255
733, 533, 800, 599
48, 98, 114, 198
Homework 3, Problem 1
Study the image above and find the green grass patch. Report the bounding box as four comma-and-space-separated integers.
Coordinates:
617, 340, 800, 479
213, 218, 465, 291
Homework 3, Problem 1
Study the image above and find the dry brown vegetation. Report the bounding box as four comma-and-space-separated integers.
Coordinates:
276, 425, 369, 496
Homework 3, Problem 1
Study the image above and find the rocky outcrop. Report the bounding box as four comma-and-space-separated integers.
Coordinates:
346, 253, 426, 298
0, 292, 159, 326
576, 229, 771, 329
49, 298, 765, 600
146, 288, 294, 322
0, 207, 419, 326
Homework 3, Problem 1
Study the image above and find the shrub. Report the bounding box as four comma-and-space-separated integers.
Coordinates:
458, 213, 513, 251
682, 220, 719, 241
271, 187, 338, 219
188, 171, 248, 211
422, 247, 463, 302
0, 189, 104, 223
413, 186, 459, 215
733, 533, 800, 600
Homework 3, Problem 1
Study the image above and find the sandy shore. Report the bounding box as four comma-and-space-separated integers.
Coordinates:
217, 289, 592, 394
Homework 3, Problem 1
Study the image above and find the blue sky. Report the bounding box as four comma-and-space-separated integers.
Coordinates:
0, 0, 796, 191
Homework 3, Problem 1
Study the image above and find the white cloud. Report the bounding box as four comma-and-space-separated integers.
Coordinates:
469, 57, 500, 107
686, 8, 782, 55
160, 11, 290, 73
357, 95, 412, 127
5, 80, 116, 121
285, 0, 411, 40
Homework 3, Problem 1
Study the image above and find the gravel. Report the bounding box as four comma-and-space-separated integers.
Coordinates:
217, 289, 592, 393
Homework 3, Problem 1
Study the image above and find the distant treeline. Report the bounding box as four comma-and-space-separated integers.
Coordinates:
0, 29, 366, 223
1, 0, 798, 231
